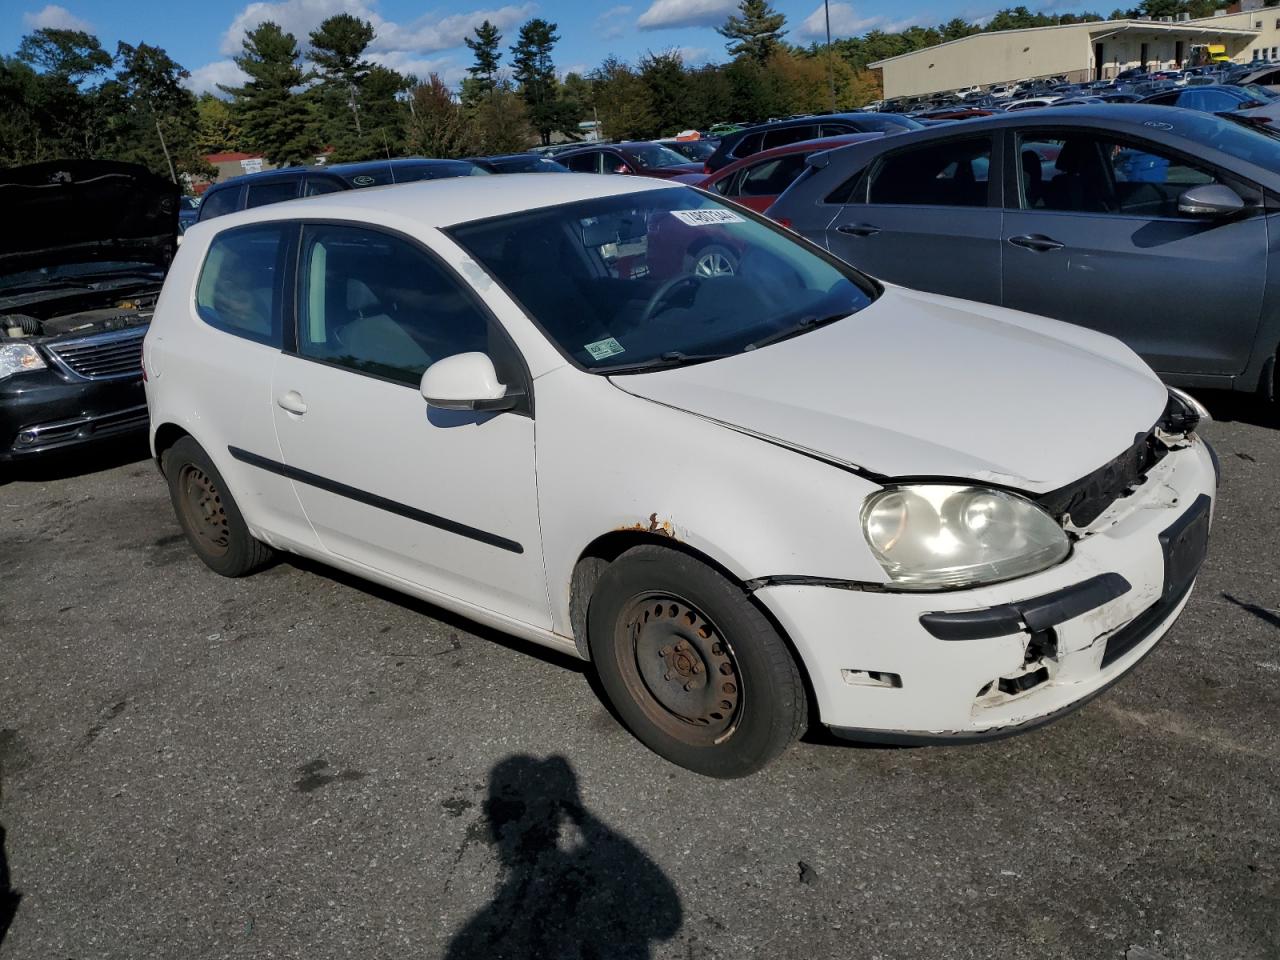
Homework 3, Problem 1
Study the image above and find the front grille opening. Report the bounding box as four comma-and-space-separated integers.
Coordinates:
841, 669, 903, 689
48, 331, 145, 380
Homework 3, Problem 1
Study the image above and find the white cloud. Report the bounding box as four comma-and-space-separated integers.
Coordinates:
797, 3, 883, 40
595, 4, 632, 41
373, 4, 535, 54
21, 4, 92, 31
183, 59, 250, 95
675, 46, 710, 64
636, 0, 735, 31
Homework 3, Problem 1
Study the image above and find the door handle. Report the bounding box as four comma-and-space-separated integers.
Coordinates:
277, 390, 308, 415
836, 223, 881, 237
1008, 234, 1065, 252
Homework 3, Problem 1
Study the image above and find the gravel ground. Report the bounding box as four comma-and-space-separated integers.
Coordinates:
1, 395, 1277, 960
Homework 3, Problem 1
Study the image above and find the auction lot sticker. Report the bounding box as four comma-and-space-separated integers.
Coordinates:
671, 209, 745, 226
585, 337, 625, 360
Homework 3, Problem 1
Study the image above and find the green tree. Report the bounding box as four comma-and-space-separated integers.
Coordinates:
356, 64, 409, 158
717, 0, 787, 64
405, 73, 471, 157
470, 80, 535, 153
195, 92, 240, 153
16, 27, 111, 82
308, 13, 375, 158
109, 41, 209, 181
221, 22, 317, 167
589, 56, 654, 140
509, 18, 575, 144
639, 51, 690, 138
465, 19, 503, 94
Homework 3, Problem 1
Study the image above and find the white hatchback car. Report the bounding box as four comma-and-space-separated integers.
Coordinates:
145, 174, 1217, 777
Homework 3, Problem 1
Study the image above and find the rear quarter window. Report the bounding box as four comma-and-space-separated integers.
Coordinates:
197, 186, 239, 220
194, 224, 290, 347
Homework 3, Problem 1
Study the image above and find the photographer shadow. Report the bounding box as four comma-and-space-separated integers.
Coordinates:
446, 755, 682, 960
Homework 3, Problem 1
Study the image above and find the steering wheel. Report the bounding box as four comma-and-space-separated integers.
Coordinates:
639, 273, 703, 325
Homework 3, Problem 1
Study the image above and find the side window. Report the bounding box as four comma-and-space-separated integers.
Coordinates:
709, 170, 739, 195
739, 154, 809, 197
566, 152, 599, 174
304, 176, 345, 196
866, 137, 992, 207
1146, 91, 1181, 106
197, 186, 239, 220
601, 152, 629, 174
730, 132, 764, 158
1178, 88, 1238, 112
245, 178, 300, 208
195, 224, 288, 346
819, 123, 852, 137
762, 125, 818, 149
296, 225, 492, 387
1017, 133, 1221, 218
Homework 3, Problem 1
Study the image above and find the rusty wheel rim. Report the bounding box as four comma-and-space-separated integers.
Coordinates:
177, 464, 229, 558
619, 594, 741, 744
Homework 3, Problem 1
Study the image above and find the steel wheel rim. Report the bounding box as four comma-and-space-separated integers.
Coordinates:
618, 593, 741, 744
694, 250, 735, 278
177, 465, 230, 558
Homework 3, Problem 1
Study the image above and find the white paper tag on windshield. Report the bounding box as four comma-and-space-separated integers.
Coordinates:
585, 337, 625, 360
670, 209, 745, 226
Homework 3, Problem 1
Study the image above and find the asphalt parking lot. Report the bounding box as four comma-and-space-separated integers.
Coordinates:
1, 395, 1277, 960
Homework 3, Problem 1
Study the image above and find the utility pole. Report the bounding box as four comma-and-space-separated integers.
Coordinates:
825, 0, 837, 113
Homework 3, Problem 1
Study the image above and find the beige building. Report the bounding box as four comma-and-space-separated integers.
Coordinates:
871, 19, 1259, 100
1189, 6, 1280, 65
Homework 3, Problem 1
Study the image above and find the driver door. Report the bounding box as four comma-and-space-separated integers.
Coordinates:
268, 222, 549, 628
1001, 128, 1267, 376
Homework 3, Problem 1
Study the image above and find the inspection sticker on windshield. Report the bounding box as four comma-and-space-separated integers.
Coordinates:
585, 337, 625, 360
671, 209, 745, 226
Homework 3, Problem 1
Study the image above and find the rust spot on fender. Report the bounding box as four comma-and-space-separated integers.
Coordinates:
619, 513, 676, 538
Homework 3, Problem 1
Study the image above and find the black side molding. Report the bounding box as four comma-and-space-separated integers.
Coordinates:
919, 572, 1131, 642
227, 446, 524, 554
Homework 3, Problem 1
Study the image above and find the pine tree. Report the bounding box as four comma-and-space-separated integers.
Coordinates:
465, 20, 502, 94
717, 0, 788, 64
221, 22, 317, 167
308, 13, 375, 158
510, 18, 575, 145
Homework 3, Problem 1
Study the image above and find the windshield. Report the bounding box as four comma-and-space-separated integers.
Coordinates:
1236, 82, 1279, 102
630, 145, 693, 169
494, 156, 569, 172
670, 141, 718, 160
448, 188, 875, 372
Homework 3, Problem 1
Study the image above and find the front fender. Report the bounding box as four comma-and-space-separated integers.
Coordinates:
533, 366, 884, 636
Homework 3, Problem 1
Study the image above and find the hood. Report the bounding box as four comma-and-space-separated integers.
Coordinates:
611, 285, 1168, 493
0, 160, 179, 277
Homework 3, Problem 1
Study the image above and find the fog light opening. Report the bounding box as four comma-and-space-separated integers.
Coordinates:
841, 669, 902, 689
16, 430, 36, 445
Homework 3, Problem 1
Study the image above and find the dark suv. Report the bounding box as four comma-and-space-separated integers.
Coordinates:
197, 158, 489, 223
704, 113, 923, 172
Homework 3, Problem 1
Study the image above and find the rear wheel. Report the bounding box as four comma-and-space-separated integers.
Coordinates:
588, 546, 807, 778
163, 437, 273, 577
690, 244, 738, 278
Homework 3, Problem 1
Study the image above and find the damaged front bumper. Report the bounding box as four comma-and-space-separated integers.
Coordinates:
754, 437, 1217, 743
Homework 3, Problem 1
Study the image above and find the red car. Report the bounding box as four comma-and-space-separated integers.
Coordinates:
557, 142, 704, 179
696, 134, 884, 214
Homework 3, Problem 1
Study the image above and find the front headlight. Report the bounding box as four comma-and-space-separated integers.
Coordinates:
0, 342, 47, 380
861, 484, 1070, 590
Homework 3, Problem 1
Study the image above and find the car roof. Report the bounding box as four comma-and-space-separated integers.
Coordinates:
208, 157, 472, 189
187, 172, 681, 234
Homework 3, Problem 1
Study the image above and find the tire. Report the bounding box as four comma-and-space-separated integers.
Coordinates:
688, 244, 738, 279
588, 545, 807, 778
162, 437, 274, 578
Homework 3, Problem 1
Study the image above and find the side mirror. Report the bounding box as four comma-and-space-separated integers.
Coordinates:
420, 352, 517, 412
1178, 183, 1245, 217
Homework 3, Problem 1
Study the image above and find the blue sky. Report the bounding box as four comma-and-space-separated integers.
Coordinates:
4, 0, 1011, 93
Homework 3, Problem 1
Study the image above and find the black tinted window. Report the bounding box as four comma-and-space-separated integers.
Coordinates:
304, 176, 346, 196
195, 225, 288, 346
867, 137, 992, 207
763, 125, 818, 149
730, 132, 764, 158
740, 154, 808, 196
197, 186, 239, 220
565, 152, 599, 173
297, 225, 491, 386
245, 178, 300, 208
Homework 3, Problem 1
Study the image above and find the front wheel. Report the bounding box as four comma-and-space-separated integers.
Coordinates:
588, 546, 807, 778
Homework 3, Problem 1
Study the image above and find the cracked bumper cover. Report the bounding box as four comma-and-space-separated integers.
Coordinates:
754, 438, 1217, 741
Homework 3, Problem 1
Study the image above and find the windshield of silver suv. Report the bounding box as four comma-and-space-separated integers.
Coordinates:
449, 188, 876, 372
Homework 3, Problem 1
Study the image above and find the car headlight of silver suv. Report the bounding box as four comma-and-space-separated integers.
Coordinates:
0, 342, 47, 380
861, 484, 1070, 590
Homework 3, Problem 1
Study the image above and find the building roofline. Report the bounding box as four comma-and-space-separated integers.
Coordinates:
868, 18, 1258, 69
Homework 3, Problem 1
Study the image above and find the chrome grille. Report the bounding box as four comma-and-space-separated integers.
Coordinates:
47, 327, 146, 380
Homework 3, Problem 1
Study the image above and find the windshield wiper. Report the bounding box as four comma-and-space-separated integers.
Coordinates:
597, 350, 729, 375
744, 312, 850, 351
